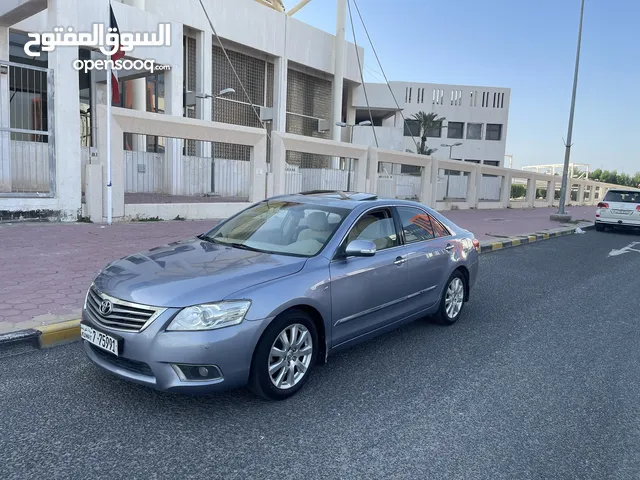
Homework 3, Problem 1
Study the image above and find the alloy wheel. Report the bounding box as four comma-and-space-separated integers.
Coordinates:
268, 324, 313, 390
445, 277, 464, 319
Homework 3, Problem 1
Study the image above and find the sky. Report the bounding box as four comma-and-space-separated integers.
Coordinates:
282, 0, 640, 173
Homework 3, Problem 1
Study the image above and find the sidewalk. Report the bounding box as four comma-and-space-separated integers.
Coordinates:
0, 206, 595, 334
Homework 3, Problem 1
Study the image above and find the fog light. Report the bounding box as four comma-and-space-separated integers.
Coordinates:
172, 364, 223, 382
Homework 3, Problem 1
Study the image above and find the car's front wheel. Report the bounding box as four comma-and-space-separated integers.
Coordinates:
249, 310, 318, 401
433, 271, 467, 326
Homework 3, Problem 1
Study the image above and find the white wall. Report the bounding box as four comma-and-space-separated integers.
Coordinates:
352, 126, 404, 151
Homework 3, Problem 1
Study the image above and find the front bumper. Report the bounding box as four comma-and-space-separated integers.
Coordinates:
82, 308, 267, 394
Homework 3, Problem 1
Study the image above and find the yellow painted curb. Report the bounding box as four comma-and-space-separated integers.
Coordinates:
542, 233, 550, 240
491, 242, 503, 251
511, 238, 521, 246
37, 319, 81, 348
528, 235, 537, 242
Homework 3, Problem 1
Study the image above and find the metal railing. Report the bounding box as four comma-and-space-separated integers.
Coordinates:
0, 60, 55, 197
123, 134, 252, 204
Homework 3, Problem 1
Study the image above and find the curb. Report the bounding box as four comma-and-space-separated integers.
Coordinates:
0, 222, 594, 353
0, 319, 80, 355
479, 223, 593, 254
37, 319, 81, 348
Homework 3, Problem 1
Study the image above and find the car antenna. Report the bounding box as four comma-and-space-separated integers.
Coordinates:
336, 190, 350, 200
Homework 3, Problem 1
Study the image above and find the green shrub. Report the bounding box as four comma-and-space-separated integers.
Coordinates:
510, 184, 526, 199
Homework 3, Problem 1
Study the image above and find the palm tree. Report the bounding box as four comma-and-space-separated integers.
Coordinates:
411, 111, 445, 156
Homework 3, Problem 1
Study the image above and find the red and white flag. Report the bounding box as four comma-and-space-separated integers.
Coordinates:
109, 4, 126, 104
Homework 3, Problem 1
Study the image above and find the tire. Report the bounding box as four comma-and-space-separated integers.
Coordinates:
595, 222, 605, 232
433, 271, 467, 326
249, 310, 318, 401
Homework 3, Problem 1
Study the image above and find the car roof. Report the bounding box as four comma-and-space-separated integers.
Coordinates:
267, 191, 431, 211
607, 188, 640, 192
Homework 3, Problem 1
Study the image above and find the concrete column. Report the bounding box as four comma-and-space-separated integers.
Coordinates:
354, 150, 367, 192
272, 56, 288, 134
85, 164, 103, 222
163, 22, 184, 195
565, 182, 572, 206
0, 26, 10, 192
132, 79, 147, 151
346, 85, 356, 128
429, 157, 440, 207
577, 183, 585, 205
249, 135, 267, 202
366, 147, 379, 195
196, 29, 212, 158
128, 0, 146, 157
526, 178, 535, 207
547, 179, 555, 207
500, 173, 512, 208
271, 52, 288, 187
48, 0, 82, 218
419, 158, 434, 207
96, 105, 124, 220
331, 0, 346, 143
271, 131, 286, 195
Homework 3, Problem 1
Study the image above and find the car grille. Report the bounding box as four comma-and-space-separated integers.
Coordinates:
89, 344, 154, 377
86, 287, 162, 332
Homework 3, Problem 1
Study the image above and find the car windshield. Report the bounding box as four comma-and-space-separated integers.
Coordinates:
603, 190, 640, 204
203, 201, 351, 257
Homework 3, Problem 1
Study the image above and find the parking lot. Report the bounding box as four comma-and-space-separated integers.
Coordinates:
1, 229, 639, 480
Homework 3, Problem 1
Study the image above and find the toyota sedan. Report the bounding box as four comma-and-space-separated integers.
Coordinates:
81, 191, 480, 400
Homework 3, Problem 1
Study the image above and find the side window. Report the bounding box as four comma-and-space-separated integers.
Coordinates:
397, 207, 435, 243
431, 217, 451, 238
345, 209, 399, 251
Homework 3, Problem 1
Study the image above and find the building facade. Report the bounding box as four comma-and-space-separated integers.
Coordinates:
351, 81, 511, 167
0, 0, 364, 220
0, 0, 511, 221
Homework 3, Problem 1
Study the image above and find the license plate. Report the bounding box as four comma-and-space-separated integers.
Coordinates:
613, 209, 632, 215
81, 324, 119, 356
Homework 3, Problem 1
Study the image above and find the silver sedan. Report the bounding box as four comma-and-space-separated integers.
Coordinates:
81, 191, 480, 400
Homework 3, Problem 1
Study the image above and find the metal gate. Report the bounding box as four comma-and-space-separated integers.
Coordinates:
0, 60, 55, 197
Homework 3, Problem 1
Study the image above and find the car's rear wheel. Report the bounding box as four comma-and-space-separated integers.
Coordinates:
433, 271, 466, 326
249, 310, 317, 401
595, 222, 605, 232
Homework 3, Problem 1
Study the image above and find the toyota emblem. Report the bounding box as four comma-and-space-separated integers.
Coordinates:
99, 299, 113, 316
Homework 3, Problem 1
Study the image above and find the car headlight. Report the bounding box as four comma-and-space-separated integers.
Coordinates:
166, 301, 252, 331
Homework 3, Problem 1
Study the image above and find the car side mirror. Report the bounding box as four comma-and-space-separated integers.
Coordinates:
344, 240, 376, 257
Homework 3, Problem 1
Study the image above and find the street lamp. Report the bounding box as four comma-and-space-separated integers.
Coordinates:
336, 120, 372, 191
441, 142, 463, 159
553, 0, 585, 222
195, 88, 235, 193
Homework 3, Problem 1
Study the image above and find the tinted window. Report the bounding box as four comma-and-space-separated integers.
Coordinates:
345, 210, 399, 251
397, 207, 435, 243
603, 190, 640, 204
486, 124, 502, 141
447, 122, 464, 139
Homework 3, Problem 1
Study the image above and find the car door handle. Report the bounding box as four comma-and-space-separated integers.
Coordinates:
394, 256, 407, 265
444, 244, 455, 252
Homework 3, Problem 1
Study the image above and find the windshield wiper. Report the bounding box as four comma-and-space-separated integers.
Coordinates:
197, 234, 221, 244
228, 242, 263, 252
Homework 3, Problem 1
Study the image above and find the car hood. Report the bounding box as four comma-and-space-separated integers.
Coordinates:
93, 237, 307, 307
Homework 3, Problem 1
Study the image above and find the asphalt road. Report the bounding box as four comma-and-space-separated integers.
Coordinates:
2, 229, 640, 480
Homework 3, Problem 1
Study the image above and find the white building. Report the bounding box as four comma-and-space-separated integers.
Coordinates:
0, 0, 515, 221
351, 81, 511, 167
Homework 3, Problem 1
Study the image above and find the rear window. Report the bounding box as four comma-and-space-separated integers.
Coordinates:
603, 190, 640, 203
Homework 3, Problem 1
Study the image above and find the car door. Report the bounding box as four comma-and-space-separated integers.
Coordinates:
394, 206, 452, 312
329, 207, 410, 346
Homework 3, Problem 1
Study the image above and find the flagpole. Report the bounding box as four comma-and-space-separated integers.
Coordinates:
106, 3, 113, 225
